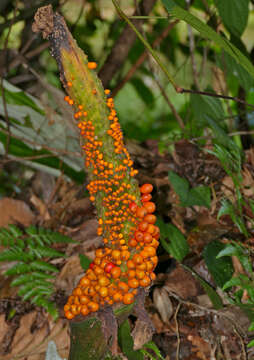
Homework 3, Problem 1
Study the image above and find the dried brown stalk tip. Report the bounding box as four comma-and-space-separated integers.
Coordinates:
32, 5, 54, 39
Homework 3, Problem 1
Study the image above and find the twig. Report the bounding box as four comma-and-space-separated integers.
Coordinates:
112, 20, 179, 96
187, 23, 200, 90
174, 302, 181, 360
129, 16, 169, 19
179, 88, 254, 110
153, 78, 185, 129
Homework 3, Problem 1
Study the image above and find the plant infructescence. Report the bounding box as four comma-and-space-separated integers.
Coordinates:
32, 2, 159, 344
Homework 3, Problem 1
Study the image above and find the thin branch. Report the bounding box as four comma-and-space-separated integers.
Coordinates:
174, 302, 181, 360
112, 20, 179, 96
179, 88, 254, 110
154, 78, 185, 129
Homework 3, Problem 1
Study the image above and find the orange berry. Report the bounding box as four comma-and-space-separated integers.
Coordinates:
129, 238, 137, 247
136, 207, 147, 218
136, 270, 145, 280
128, 269, 136, 278
79, 277, 90, 287
144, 214, 156, 224
111, 266, 121, 279
151, 256, 158, 265
144, 246, 156, 257
128, 278, 139, 288
143, 233, 152, 244
123, 292, 134, 305
135, 231, 144, 242
118, 281, 129, 293
73, 287, 82, 296
139, 221, 148, 232
67, 81, 72, 87
121, 250, 130, 261
80, 295, 89, 304
88, 62, 97, 69
112, 250, 121, 260
139, 276, 151, 287
141, 193, 152, 202
140, 184, 153, 194
64, 304, 70, 312
150, 272, 156, 280
95, 248, 106, 258
65, 311, 74, 319
99, 286, 108, 298
133, 254, 143, 265
127, 260, 135, 269
113, 292, 123, 302
144, 202, 156, 213
98, 276, 110, 287
87, 301, 99, 312
81, 305, 89, 316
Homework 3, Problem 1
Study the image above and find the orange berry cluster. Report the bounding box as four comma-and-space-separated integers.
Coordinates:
63, 62, 159, 320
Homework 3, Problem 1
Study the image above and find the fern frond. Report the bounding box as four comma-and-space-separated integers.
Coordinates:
0, 228, 15, 247
8, 224, 23, 237
30, 260, 59, 273
28, 245, 65, 259
0, 247, 34, 262
4, 263, 31, 276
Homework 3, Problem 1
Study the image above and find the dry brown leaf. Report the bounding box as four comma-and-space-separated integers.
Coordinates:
30, 194, 50, 221
242, 166, 254, 197
164, 264, 200, 300
153, 287, 173, 323
2, 312, 69, 360
0, 198, 34, 227
56, 255, 84, 293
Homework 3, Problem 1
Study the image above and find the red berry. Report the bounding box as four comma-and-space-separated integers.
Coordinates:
129, 201, 138, 213
89, 262, 95, 269
104, 262, 116, 273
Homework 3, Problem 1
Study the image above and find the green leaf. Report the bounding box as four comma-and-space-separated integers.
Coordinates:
4, 263, 31, 276
30, 260, 59, 273
142, 341, 164, 360
168, 170, 189, 204
8, 224, 23, 237
183, 265, 223, 309
216, 0, 249, 37
220, 51, 253, 92
118, 320, 144, 360
157, 218, 189, 261
45, 231, 75, 244
130, 78, 155, 106
186, 186, 211, 208
28, 245, 65, 259
247, 339, 254, 348
11, 274, 35, 286
0, 87, 44, 115
203, 240, 234, 288
79, 254, 92, 271
161, 0, 254, 80
191, 93, 225, 126
169, 171, 211, 208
